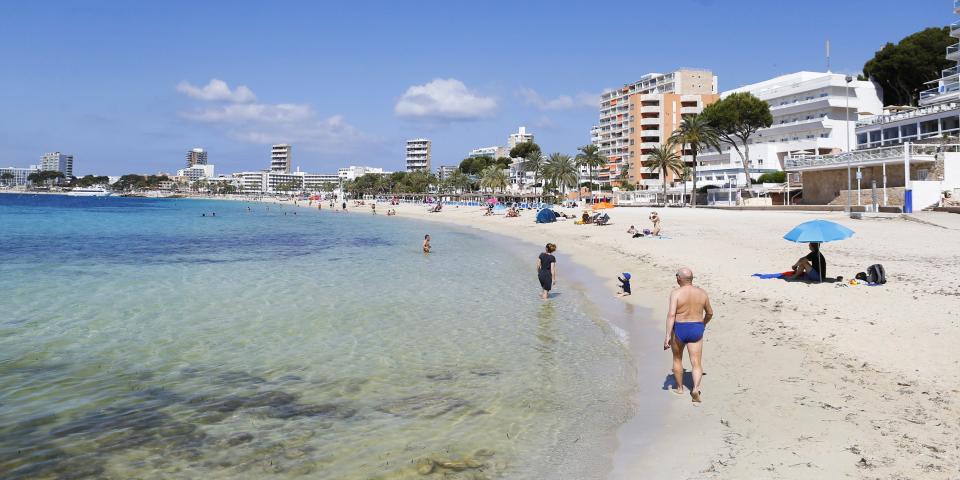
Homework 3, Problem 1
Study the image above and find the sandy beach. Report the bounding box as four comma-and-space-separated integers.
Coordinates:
317, 200, 960, 480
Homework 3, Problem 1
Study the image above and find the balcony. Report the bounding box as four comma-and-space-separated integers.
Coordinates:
953, 20, 960, 38
640, 116, 660, 125
640, 105, 661, 113
948, 43, 959, 62
680, 106, 700, 114
919, 81, 960, 106
955, 0, 960, 13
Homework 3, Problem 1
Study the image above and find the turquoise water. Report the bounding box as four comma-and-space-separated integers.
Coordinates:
0, 195, 634, 479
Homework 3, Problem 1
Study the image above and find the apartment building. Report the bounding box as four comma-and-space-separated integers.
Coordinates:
507, 126, 534, 150
405, 139, 431, 172
597, 69, 718, 188
40, 152, 74, 177
696, 71, 882, 187
177, 164, 215, 182
436, 165, 457, 181
185, 148, 208, 168
0, 166, 38, 186
271, 144, 292, 173
233, 170, 339, 194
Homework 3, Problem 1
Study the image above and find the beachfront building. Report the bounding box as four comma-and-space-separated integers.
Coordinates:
856, 3, 960, 149
0, 166, 39, 186
233, 169, 339, 194
185, 148, 208, 168
271, 144, 292, 173
436, 165, 457, 181
507, 126, 534, 150
405, 139, 431, 173
176, 164, 215, 182
597, 68, 719, 189
338, 166, 387, 181
696, 71, 883, 188
784, 2, 960, 208
40, 152, 74, 177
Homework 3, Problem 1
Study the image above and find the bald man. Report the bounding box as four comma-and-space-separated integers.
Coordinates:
664, 267, 714, 403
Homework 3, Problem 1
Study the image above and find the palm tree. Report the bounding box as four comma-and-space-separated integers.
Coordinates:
643, 145, 684, 206
669, 114, 719, 208
679, 165, 692, 206
575, 144, 607, 198
1, 172, 14, 187
544, 153, 578, 198
479, 165, 508, 193
448, 170, 471, 194
522, 151, 545, 195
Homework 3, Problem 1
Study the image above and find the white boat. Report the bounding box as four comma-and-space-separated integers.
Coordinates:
66, 186, 113, 197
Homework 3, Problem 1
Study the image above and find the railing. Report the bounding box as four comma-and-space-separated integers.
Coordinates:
948, 43, 960, 57
856, 102, 960, 127
784, 143, 959, 170
952, 20, 960, 34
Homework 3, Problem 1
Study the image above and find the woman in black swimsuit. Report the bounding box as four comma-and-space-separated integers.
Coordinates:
537, 243, 558, 300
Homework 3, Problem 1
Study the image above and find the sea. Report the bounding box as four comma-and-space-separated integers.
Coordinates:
0, 194, 635, 479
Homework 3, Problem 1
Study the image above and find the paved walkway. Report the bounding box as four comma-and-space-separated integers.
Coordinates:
910, 211, 960, 230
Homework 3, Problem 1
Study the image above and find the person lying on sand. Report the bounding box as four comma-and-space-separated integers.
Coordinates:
664, 267, 714, 404
791, 242, 826, 282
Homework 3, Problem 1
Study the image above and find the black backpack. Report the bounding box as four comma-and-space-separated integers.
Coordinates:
866, 264, 887, 284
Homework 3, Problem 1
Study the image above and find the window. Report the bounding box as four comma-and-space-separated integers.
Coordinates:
857, 133, 868, 145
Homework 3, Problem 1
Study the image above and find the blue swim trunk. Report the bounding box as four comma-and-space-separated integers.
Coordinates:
674, 322, 705, 344
805, 268, 822, 282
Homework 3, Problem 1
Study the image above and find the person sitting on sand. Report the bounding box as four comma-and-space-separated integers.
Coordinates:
581, 211, 591, 224
628, 225, 642, 238
791, 242, 826, 282
422, 234, 431, 253
483, 205, 494, 216
649, 211, 661, 236
506, 207, 519, 218
664, 267, 714, 404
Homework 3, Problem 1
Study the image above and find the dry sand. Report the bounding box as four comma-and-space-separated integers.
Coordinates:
364, 201, 960, 480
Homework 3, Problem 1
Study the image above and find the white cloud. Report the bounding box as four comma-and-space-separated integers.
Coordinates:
181, 103, 314, 124
177, 80, 372, 152
176, 79, 256, 103
395, 78, 497, 120
518, 88, 599, 111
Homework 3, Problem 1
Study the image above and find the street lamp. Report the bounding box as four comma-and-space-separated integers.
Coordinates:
845, 75, 853, 214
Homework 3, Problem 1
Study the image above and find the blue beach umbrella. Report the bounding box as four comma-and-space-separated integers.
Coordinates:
783, 220, 854, 243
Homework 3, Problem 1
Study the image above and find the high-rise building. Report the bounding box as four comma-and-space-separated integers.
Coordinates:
405, 139, 431, 172
185, 148, 208, 168
507, 127, 534, 150
40, 152, 74, 177
597, 68, 718, 188
697, 71, 883, 187
271, 144, 292, 173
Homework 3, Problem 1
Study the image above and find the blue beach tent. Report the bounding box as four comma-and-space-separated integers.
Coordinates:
536, 208, 557, 223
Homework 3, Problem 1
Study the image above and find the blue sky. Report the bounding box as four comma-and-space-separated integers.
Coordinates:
0, 0, 951, 175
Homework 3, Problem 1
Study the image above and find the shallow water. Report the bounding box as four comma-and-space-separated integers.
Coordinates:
0, 195, 634, 479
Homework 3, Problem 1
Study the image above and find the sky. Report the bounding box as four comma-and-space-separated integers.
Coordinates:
0, 0, 952, 176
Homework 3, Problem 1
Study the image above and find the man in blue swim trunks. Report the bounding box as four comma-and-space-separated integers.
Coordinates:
664, 267, 714, 404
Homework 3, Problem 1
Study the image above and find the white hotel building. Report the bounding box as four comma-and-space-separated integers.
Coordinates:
338, 166, 388, 181
696, 71, 883, 187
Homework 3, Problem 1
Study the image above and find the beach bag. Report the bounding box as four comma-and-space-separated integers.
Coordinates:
866, 264, 886, 284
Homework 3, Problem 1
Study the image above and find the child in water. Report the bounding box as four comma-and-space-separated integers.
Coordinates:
422, 234, 431, 253
617, 272, 631, 296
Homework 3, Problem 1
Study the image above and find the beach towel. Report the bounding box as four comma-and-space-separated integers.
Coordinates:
752, 272, 795, 280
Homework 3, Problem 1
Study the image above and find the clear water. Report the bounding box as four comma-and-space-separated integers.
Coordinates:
0, 195, 634, 479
